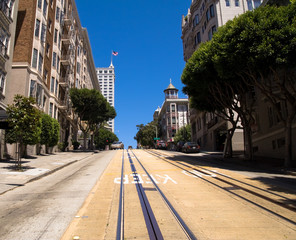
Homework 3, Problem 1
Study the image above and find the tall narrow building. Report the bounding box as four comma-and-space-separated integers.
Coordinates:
96, 62, 115, 132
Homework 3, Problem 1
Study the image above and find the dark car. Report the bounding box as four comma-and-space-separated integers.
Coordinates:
176, 141, 185, 152
182, 142, 200, 153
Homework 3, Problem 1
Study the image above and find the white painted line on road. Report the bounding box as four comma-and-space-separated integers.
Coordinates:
114, 174, 177, 184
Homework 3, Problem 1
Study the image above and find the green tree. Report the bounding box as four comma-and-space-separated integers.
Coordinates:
212, 3, 296, 166
94, 127, 118, 149
6, 95, 41, 169
182, 3, 296, 165
40, 114, 60, 153
134, 122, 158, 148
174, 125, 191, 143
70, 88, 116, 150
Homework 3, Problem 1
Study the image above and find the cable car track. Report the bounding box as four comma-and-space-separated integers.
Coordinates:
116, 149, 197, 240
145, 149, 296, 227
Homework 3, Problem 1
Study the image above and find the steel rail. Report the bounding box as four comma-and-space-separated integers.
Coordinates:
116, 150, 125, 240
127, 150, 164, 240
145, 149, 296, 226
131, 150, 197, 240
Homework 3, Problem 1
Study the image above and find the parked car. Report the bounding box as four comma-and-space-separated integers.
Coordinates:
111, 141, 124, 150
176, 141, 185, 152
182, 142, 200, 153
155, 140, 166, 150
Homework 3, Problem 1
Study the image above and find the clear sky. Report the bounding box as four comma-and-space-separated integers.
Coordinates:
75, 0, 191, 148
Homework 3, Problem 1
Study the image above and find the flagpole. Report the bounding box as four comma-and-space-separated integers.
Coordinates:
111, 50, 113, 63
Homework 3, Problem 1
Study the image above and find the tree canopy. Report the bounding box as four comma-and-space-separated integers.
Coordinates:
134, 122, 158, 148
94, 127, 118, 149
70, 88, 116, 149
182, 3, 296, 164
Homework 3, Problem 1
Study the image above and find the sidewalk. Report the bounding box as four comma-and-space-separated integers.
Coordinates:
0, 151, 96, 195
200, 151, 296, 176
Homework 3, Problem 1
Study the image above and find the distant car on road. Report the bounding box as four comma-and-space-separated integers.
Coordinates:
176, 141, 185, 152
111, 141, 124, 150
155, 140, 166, 150
182, 142, 200, 153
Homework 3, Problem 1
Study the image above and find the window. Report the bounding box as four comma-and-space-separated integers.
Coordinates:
52, 52, 56, 67
208, 30, 213, 41
55, 79, 58, 95
54, 29, 58, 43
43, 0, 48, 16
48, 18, 52, 32
0, 71, 5, 93
41, 23, 46, 43
30, 80, 36, 97
77, 46, 81, 57
32, 48, 38, 68
171, 105, 175, 112
57, 56, 60, 72
46, 43, 50, 56
109, 70, 113, 73
50, 77, 55, 93
36, 84, 43, 106
206, 10, 210, 21
225, 0, 230, 6
208, 25, 216, 40
193, 14, 199, 26
247, 0, 253, 10
38, 53, 43, 72
43, 68, 48, 81
35, 19, 40, 38
195, 32, 201, 46
49, 103, 53, 117
210, 5, 215, 17
77, 62, 80, 74
56, 7, 60, 21
254, 0, 261, 8
235, 0, 240, 6
37, 0, 42, 9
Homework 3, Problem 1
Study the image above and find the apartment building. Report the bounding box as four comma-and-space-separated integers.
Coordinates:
181, 0, 264, 153
154, 80, 189, 143
96, 62, 115, 132
7, 0, 99, 154
0, 0, 19, 158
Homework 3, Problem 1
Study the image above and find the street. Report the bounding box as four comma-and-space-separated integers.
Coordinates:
0, 150, 295, 239
0, 151, 115, 240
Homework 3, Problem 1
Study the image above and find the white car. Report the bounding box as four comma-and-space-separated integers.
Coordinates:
111, 141, 124, 150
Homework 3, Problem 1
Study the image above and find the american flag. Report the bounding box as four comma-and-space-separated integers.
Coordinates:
112, 51, 118, 56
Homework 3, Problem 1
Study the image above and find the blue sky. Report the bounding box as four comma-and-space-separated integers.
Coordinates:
75, 0, 190, 148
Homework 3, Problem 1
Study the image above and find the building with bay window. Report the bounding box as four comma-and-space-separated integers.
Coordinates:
154, 80, 189, 143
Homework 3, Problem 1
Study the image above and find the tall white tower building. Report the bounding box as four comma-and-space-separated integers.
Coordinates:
96, 62, 115, 132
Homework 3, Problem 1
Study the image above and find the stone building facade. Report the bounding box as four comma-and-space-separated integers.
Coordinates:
155, 81, 189, 143
5, 0, 99, 155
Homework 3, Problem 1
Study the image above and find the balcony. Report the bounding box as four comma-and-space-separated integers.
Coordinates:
59, 98, 69, 111
63, 12, 74, 26
60, 54, 74, 67
61, 32, 75, 47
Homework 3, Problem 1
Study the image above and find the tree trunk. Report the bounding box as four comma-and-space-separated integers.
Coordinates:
83, 131, 87, 151
244, 124, 254, 161
223, 129, 234, 158
284, 121, 292, 168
